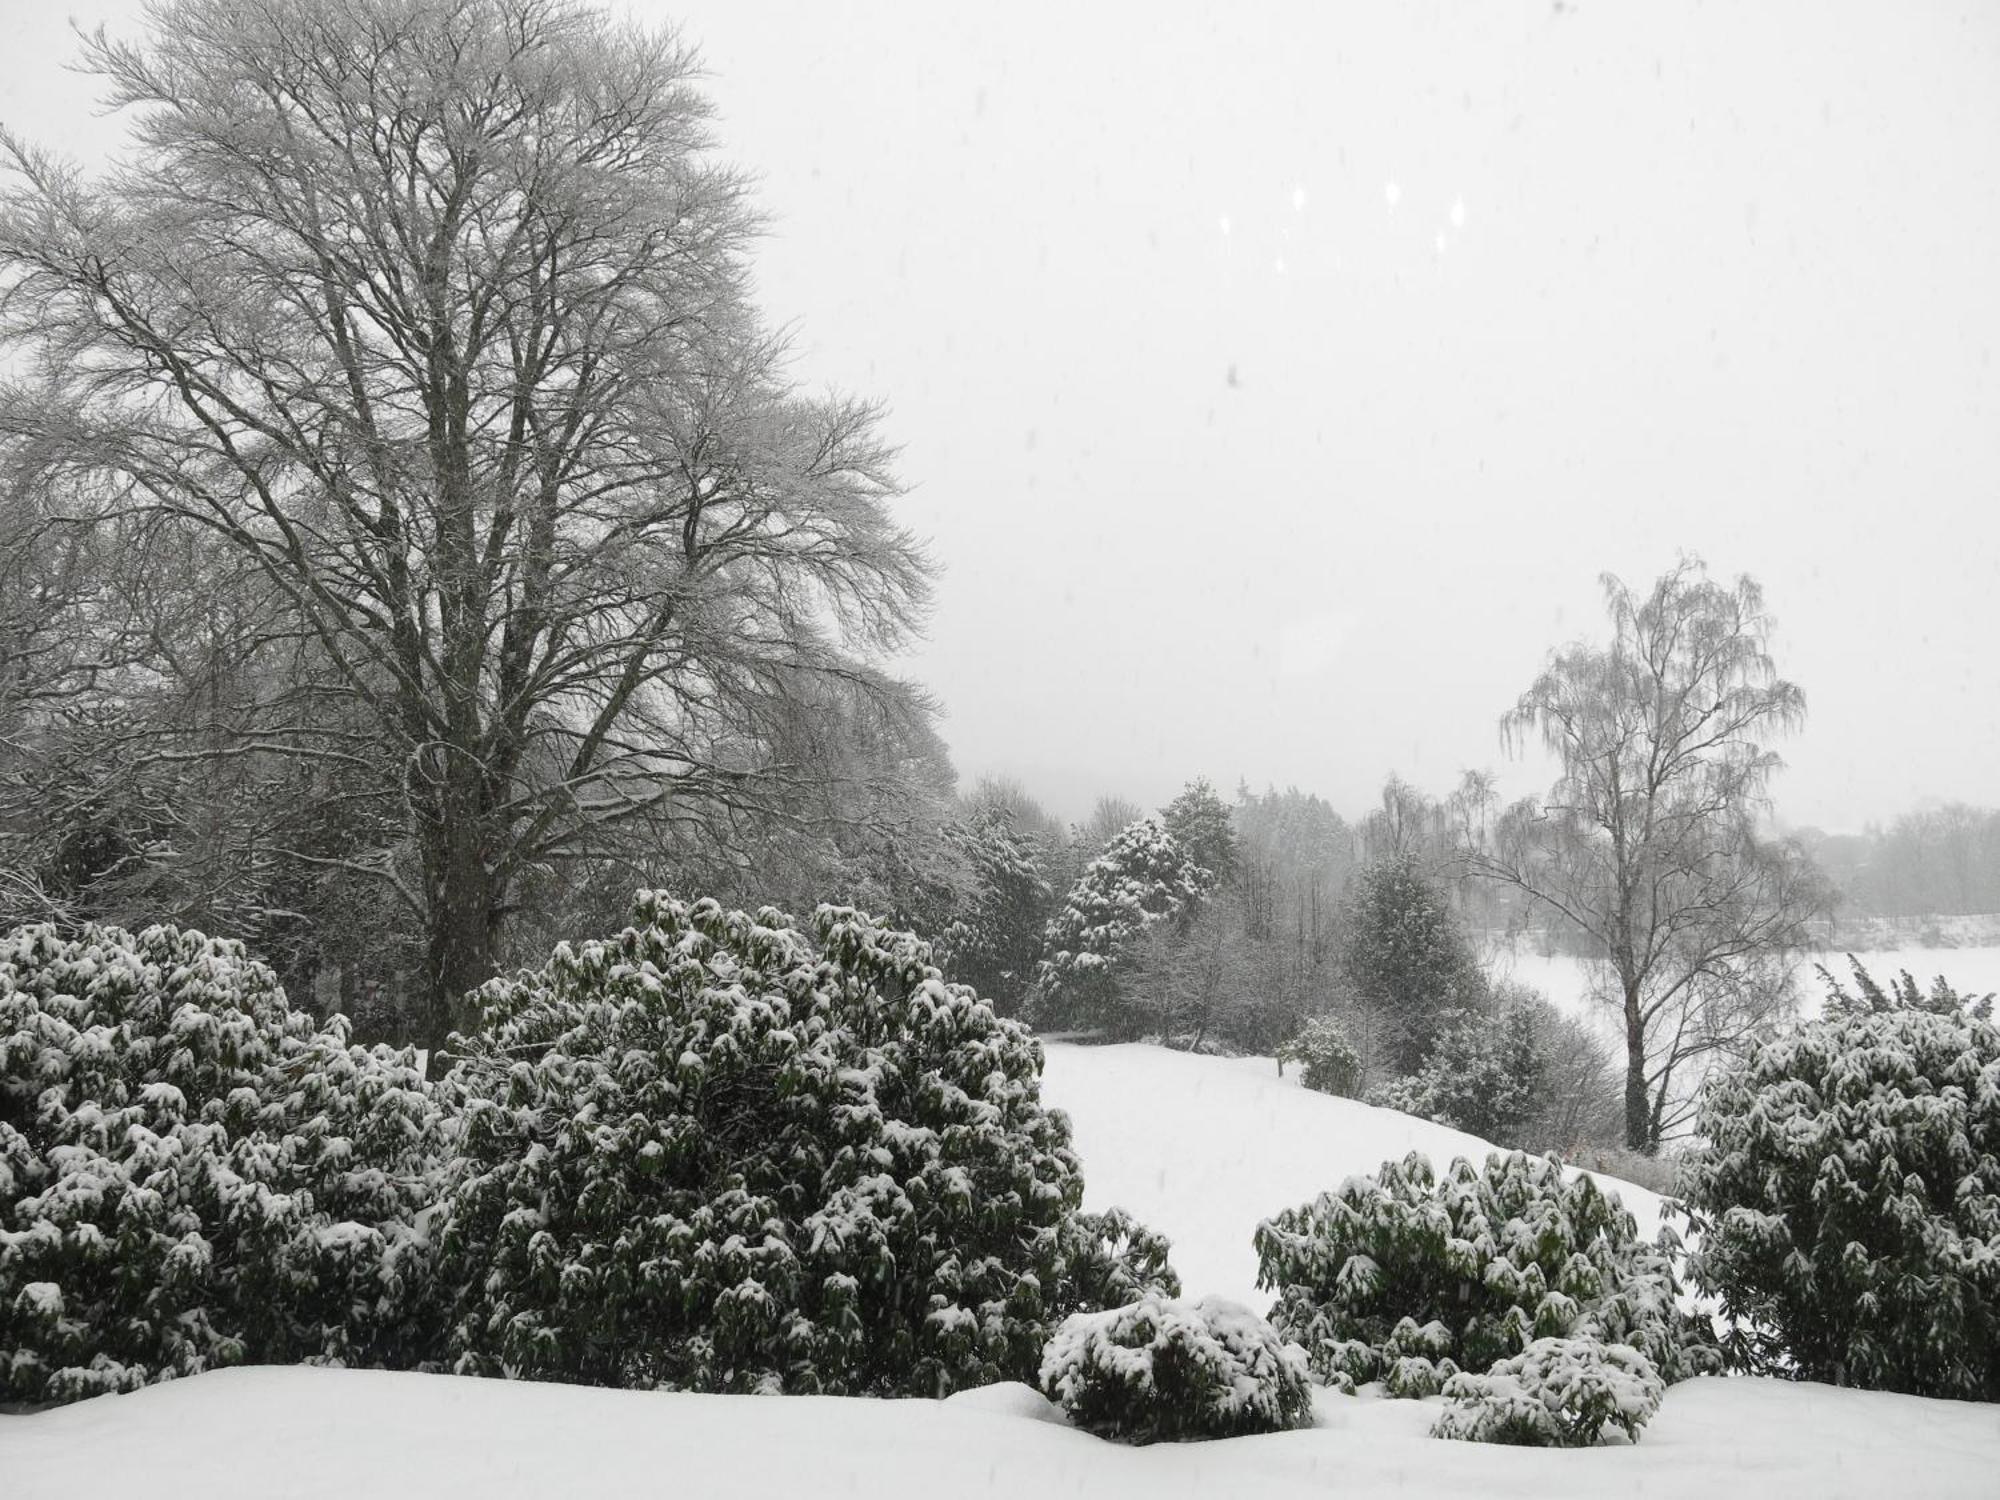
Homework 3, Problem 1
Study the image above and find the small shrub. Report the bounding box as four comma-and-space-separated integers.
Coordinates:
0, 922, 446, 1406
1365, 1004, 1545, 1146
1682, 971, 2000, 1399
1432, 1335, 1664, 1447
1038, 1293, 1313, 1444
1278, 1017, 1362, 1097
1255, 1150, 1711, 1396
438, 893, 1176, 1397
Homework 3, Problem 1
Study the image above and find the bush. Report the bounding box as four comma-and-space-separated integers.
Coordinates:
1338, 855, 1486, 1075
1038, 1293, 1313, 1443
1681, 982, 2000, 1399
0, 922, 446, 1406
1432, 1335, 1664, 1447
437, 893, 1176, 1396
1364, 1004, 1544, 1146
1255, 1150, 1710, 1395
1278, 1017, 1362, 1097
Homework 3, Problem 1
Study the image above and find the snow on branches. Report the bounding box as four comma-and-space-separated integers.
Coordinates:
1682, 978, 2000, 1399
0, 923, 446, 1405
1254, 1150, 1712, 1400
437, 893, 1176, 1396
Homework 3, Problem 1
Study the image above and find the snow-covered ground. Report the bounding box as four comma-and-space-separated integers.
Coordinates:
12, 1362, 1999, 1499
8, 1040, 1997, 1499
1038, 1041, 1667, 1310
1490, 943, 2000, 1025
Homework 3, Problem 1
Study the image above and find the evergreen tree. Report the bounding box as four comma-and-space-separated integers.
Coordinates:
1161, 778, 1238, 890
938, 807, 1052, 1015
1036, 818, 1208, 1036
1339, 854, 1487, 1075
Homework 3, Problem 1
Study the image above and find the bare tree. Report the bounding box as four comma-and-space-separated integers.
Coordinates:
0, 0, 931, 1045
1457, 558, 1832, 1151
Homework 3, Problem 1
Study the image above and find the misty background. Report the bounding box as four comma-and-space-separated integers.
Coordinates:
4, 0, 1996, 832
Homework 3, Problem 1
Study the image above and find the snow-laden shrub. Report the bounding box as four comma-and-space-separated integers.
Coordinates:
1364, 1004, 1546, 1147
437, 893, 1176, 1396
1277, 1017, 1362, 1097
1681, 995, 2000, 1399
1255, 1151, 1711, 1396
0, 922, 447, 1406
1432, 1335, 1664, 1447
1038, 1293, 1313, 1444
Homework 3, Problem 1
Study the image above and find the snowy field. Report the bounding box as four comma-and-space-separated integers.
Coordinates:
8, 1041, 1998, 1499
11, 1363, 2000, 1500
1490, 943, 2000, 1026
1038, 1041, 1667, 1310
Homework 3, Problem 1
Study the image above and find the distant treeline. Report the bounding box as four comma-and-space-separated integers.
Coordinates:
1796, 806, 2000, 921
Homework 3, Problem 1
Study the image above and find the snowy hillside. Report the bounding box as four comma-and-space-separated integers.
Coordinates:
1038, 1041, 1668, 1311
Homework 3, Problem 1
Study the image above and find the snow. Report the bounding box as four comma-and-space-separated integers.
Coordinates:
9, 1364, 1999, 1500
8, 1037, 1996, 1496
1037, 1042, 1669, 1311
1491, 944, 2000, 1024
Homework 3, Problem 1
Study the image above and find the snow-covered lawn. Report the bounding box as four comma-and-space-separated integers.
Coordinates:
11, 1364, 1999, 1500
1038, 1041, 1666, 1309
1492, 943, 2000, 1025
7, 1039, 1997, 1499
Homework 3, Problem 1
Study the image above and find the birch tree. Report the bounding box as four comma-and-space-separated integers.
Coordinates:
1459, 559, 1831, 1151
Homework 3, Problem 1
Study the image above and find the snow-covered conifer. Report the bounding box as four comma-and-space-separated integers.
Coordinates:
937, 807, 1051, 1014
1036, 817, 1208, 1035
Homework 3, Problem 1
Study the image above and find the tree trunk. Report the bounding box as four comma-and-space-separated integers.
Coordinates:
416, 756, 500, 1056
1622, 976, 1651, 1152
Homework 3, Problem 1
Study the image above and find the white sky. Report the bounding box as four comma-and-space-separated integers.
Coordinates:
5, 1, 1996, 833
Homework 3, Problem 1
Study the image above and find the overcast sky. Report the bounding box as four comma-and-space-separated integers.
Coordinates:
5, 1, 1996, 833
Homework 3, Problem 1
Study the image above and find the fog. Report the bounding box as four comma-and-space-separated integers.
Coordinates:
9, 0, 1996, 831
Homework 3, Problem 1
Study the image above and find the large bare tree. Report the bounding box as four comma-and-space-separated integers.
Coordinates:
0, 0, 931, 1045
1456, 559, 1831, 1151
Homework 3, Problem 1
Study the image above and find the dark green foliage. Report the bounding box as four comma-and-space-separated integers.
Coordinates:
1432, 1335, 1665, 1447
1816, 953, 1994, 1021
1037, 818, 1207, 1036
1367, 1005, 1547, 1147
1277, 1017, 1363, 1097
1038, 1293, 1313, 1444
438, 893, 1177, 1396
0, 922, 447, 1406
939, 807, 1051, 1015
1058, 1206, 1183, 1317
1339, 856, 1486, 1074
1255, 1150, 1711, 1396
1161, 778, 1237, 890
1681, 982, 2000, 1399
